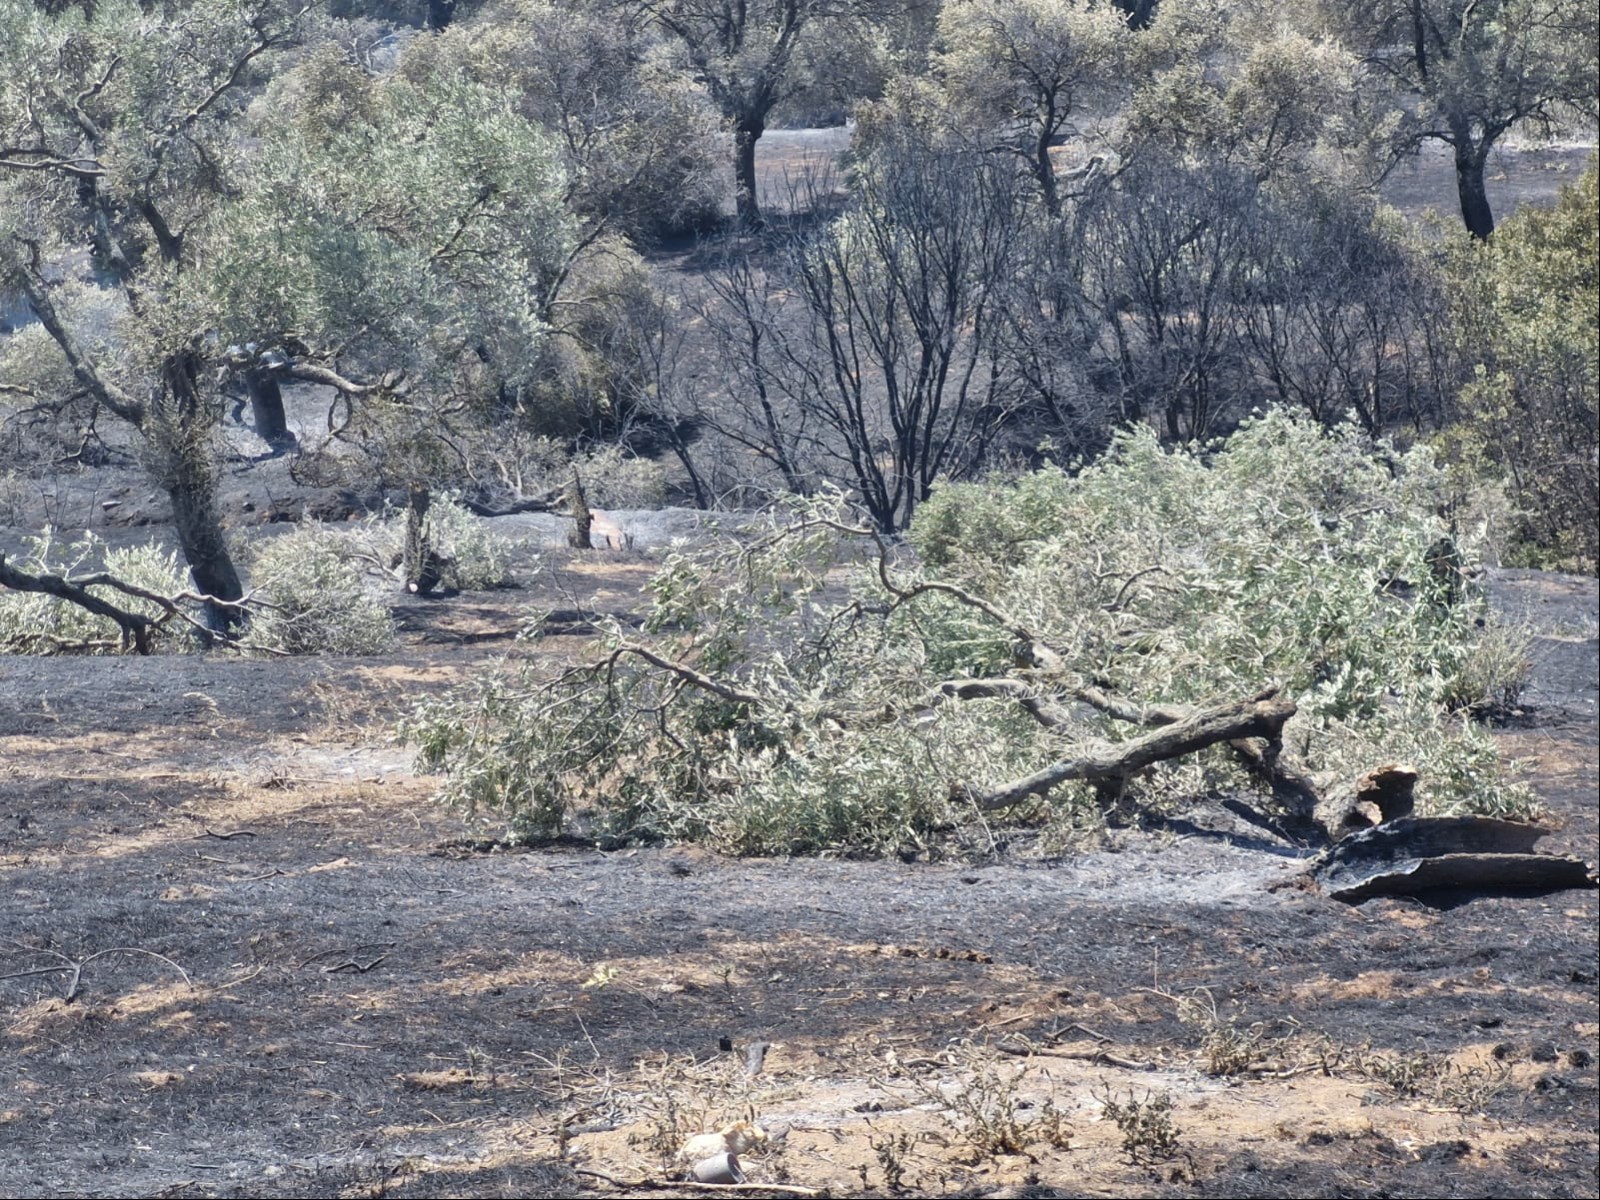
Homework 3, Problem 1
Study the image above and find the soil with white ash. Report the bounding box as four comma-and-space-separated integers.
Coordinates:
2, 135, 1597, 1200
1, 511, 1596, 1200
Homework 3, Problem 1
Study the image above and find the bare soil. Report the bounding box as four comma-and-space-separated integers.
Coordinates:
1, 529, 1596, 1200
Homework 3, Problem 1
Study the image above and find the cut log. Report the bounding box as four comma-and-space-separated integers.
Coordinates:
1310, 817, 1598, 900
457, 488, 564, 518
1311, 763, 1418, 841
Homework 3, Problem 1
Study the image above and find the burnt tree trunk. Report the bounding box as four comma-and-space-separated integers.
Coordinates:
165, 454, 244, 633
401, 483, 440, 595
734, 117, 764, 228
243, 367, 293, 448
1453, 138, 1495, 240
567, 469, 593, 550
157, 349, 244, 633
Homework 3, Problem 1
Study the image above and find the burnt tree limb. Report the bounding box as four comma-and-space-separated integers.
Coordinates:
0, 552, 158, 653
964, 691, 1298, 811
1311, 818, 1598, 900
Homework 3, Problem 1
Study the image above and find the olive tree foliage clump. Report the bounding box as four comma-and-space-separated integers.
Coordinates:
1441, 159, 1598, 571
240, 496, 517, 654
0, 530, 193, 654
407, 413, 1534, 855
242, 527, 396, 656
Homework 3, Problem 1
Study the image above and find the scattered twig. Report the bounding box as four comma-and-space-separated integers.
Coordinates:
994, 1037, 1157, 1070
195, 828, 256, 840
323, 954, 389, 975
0, 945, 192, 1004
297, 942, 397, 970
572, 1169, 824, 1196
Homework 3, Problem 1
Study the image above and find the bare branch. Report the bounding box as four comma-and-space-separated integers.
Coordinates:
964, 690, 1298, 811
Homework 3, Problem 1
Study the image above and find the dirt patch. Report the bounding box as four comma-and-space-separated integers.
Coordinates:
1, 542, 1595, 1198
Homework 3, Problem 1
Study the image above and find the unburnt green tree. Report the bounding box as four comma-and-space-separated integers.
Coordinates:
933, 0, 1130, 213
200, 40, 573, 584
448, 0, 724, 246
1321, 0, 1599, 238
1445, 160, 1598, 567
0, 0, 314, 628
635, 0, 915, 226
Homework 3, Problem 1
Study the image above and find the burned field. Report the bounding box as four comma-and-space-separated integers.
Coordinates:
1, 540, 1595, 1200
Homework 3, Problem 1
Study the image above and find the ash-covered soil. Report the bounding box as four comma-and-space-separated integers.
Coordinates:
1, 527, 1595, 1200
1, 134, 1596, 1200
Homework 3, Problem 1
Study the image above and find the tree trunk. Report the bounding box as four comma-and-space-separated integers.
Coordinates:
243, 368, 293, 448
1112, 0, 1159, 30
734, 117, 765, 228
401, 483, 438, 594
426, 0, 455, 31
1454, 142, 1495, 240
567, 469, 593, 549
165, 458, 244, 633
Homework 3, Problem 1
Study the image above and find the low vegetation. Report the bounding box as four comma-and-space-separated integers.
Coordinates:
0, 496, 515, 656
407, 414, 1535, 855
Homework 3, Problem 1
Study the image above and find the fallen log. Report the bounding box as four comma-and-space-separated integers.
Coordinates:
1309, 817, 1598, 900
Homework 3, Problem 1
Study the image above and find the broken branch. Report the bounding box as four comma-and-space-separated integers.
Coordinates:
964, 690, 1298, 811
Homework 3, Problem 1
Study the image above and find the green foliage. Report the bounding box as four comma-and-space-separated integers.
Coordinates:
244, 527, 395, 656
408, 413, 1535, 853
208, 42, 570, 398
0, 530, 191, 654
362, 495, 520, 591
1443, 159, 1599, 570
913, 415, 1534, 815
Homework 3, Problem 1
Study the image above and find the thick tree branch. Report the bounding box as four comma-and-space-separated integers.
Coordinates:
964, 691, 1298, 811
12, 257, 146, 425
0, 553, 158, 654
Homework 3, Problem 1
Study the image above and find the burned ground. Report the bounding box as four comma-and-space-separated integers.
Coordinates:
1, 537, 1595, 1200
1, 134, 1596, 1200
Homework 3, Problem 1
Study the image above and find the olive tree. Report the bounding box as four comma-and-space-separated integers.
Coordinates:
932, 0, 1131, 213
635, 0, 914, 226
1323, 0, 1599, 238
1445, 160, 1598, 566
0, 0, 314, 628
202, 40, 574, 587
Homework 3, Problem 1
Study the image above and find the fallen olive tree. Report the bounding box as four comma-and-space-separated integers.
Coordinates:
407, 414, 1538, 856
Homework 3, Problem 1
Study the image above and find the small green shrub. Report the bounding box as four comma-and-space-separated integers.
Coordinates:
361, 494, 519, 590
1096, 1086, 1182, 1163
510, 438, 667, 509
244, 526, 395, 655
